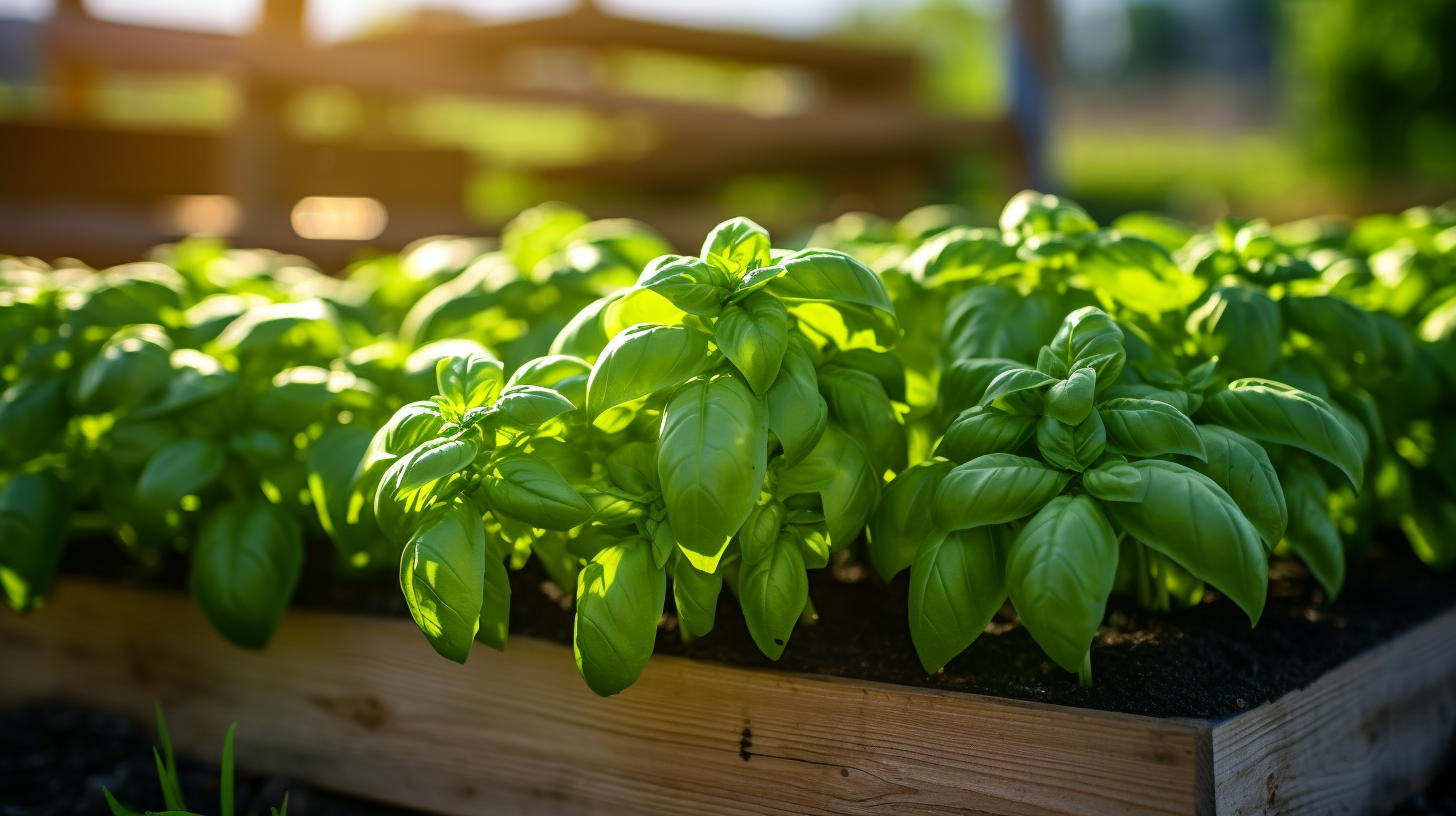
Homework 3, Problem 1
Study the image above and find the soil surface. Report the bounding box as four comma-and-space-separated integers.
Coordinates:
0, 699, 432, 816
58, 533, 1456, 720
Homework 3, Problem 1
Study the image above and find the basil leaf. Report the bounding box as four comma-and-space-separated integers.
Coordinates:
0, 377, 68, 466
941, 286, 1057, 362
307, 423, 385, 568
436, 352, 504, 413
574, 537, 666, 696
657, 373, 767, 572
393, 436, 479, 494
1008, 495, 1118, 673
817, 363, 906, 476
1198, 378, 1367, 491
777, 423, 880, 550
738, 500, 786, 565
476, 550, 511, 652
483, 452, 593, 531
606, 441, 660, 497
586, 323, 711, 418
908, 526, 1009, 673
1045, 307, 1126, 391
1283, 294, 1381, 365
738, 531, 808, 660
636, 255, 732, 316
672, 550, 723, 638
979, 367, 1057, 407
399, 497, 486, 663
550, 292, 620, 360
0, 472, 72, 613
1036, 409, 1106, 472
1044, 367, 1097, 425
1282, 456, 1345, 599
1105, 460, 1267, 623
935, 405, 1036, 463
868, 458, 954, 581
189, 499, 304, 650
1177, 425, 1287, 551
137, 438, 226, 513
75, 324, 174, 411
1083, 458, 1147, 503
939, 358, 1021, 418
1186, 285, 1282, 377
715, 291, 788, 395
932, 453, 1071, 530
768, 250, 896, 320
1100, 398, 1205, 460
765, 339, 828, 466
490, 384, 576, 429
701, 217, 772, 276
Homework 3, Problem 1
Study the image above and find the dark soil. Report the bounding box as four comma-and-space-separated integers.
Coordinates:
58, 532, 1456, 721
0, 699, 431, 816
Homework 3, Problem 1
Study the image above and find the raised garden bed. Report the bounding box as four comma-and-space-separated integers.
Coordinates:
3, 544, 1454, 816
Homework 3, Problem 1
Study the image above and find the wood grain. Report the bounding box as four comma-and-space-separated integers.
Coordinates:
0, 579, 1208, 816
1212, 605, 1456, 816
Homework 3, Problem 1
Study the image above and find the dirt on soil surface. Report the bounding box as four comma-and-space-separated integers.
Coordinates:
60, 533, 1456, 720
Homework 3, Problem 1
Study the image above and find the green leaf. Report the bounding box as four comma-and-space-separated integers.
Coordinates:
932, 453, 1071, 530
606, 441, 660, 497
1079, 233, 1205, 316
1008, 495, 1118, 673
657, 373, 767, 571
1198, 379, 1367, 492
1044, 367, 1097, 425
979, 367, 1057, 407
738, 531, 808, 660
715, 291, 789, 395
776, 422, 881, 550
75, 324, 174, 411
437, 352, 504, 413
908, 526, 1009, 673
550, 292, 620, 360
672, 550, 723, 637
130, 349, 235, 420
476, 551, 511, 651
189, 500, 304, 649
1036, 409, 1106, 472
938, 358, 1022, 418
768, 250, 896, 320
941, 286, 1058, 363
586, 323, 712, 418
817, 363, 906, 476
1082, 458, 1147, 503
574, 537, 666, 696
765, 339, 828, 466
483, 452, 593, 530
0, 472, 71, 613
0, 377, 68, 465
490, 384, 576, 429
738, 500, 786, 565
137, 438, 226, 513
868, 458, 954, 581
1105, 460, 1267, 623
636, 255, 733, 316
935, 405, 1036, 463
702, 217, 773, 276
399, 497, 486, 663
1186, 285, 1282, 377
394, 436, 479, 494
1044, 307, 1126, 390
1283, 294, 1381, 365
1100, 398, 1205, 460
1282, 456, 1345, 599
307, 423, 385, 566
377, 401, 447, 456
1178, 425, 1287, 551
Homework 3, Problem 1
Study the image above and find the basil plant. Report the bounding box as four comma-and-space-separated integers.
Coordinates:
872, 305, 1368, 684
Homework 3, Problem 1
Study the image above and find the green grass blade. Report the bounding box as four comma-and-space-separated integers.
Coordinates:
271, 791, 290, 816
154, 702, 187, 812
102, 788, 143, 816
221, 722, 237, 816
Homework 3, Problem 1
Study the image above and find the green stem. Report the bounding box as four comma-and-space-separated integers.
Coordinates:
1078, 651, 1093, 687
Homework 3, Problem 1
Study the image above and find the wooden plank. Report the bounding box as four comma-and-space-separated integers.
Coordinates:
0, 579, 1206, 816
1212, 604, 1456, 816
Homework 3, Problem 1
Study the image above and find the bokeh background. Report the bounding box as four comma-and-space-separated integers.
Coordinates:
0, 0, 1452, 267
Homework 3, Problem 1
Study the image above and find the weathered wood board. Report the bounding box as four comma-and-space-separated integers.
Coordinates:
1, 579, 1453, 816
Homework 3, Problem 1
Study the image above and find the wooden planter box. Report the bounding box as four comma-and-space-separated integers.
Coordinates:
2, 579, 1454, 816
